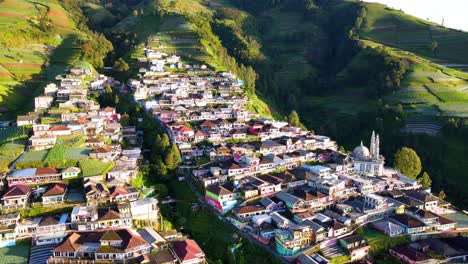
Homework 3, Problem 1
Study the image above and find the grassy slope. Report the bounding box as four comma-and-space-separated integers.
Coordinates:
361, 2, 468, 65
253, 1, 380, 124
360, 2, 468, 118
0, 0, 91, 119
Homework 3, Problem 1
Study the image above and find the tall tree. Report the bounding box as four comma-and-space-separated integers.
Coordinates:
154, 134, 170, 154
165, 143, 182, 171
288, 110, 300, 127
150, 158, 169, 181
417, 171, 432, 188
393, 147, 422, 179
430, 40, 438, 56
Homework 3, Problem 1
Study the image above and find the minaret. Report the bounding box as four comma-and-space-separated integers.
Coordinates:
375, 134, 380, 157
370, 131, 375, 157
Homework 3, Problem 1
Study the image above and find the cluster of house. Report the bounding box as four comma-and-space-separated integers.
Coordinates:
129, 48, 468, 263
0, 67, 210, 263
3, 68, 145, 208
218, 134, 464, 261
0, 204, 206, 264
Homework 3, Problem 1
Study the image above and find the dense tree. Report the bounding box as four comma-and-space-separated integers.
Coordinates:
151, 158, 169, 181
112, 58, 130, 72
154, 183, 169, 197
417, 172, 432, 188
81, 32, 114, 69
165, 143, 182, 171
393, 147, 422, 179
438, 190, 447, 200
288, 110, 300, 127
154, 134, 170, 155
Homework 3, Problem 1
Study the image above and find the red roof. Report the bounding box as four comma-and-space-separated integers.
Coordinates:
36, 167, 58, 175
3, 185, 31, 198
43, 184, 67, 197
111, 186, 129, 197
172, 240, 204, 262
195, 130, 207, 137
178, 126, 193, 132
391, 245, 429, 262
234, 205, 265, 215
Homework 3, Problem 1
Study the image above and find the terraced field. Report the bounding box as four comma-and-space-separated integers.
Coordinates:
361, 2, 468, 65
259, 7, 323, 82
387, 63, 468, 117
359, 2, 468, 120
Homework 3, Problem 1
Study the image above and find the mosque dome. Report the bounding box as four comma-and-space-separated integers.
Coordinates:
353, 142, 370, 157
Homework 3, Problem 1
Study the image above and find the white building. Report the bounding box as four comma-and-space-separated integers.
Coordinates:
364, 193, 387, 210
351, 131, 385, 176
130, 198, 159, 221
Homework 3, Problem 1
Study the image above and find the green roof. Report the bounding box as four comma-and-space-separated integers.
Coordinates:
100, 230, 122, 241
95, 245, 124, 254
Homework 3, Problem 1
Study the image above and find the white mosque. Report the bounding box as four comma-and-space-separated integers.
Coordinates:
351, 131, 385, 176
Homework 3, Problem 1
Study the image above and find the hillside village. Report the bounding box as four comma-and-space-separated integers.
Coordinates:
126, 41, 468, 263
0, 0, 467, 263
0, 66, 205, 264
0, 33, 466, 264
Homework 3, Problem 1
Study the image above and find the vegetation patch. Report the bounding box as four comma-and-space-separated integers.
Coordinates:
0, 238, 30, 264
79, 159, 114, 177
65, 147, 92, 160
44, 145, 67, 163
357, 226, 410, 257
20, 150, 48, 162
0, 139, 26, 157
57, 135, 86, 147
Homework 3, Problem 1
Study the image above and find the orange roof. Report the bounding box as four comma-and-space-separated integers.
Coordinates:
103, 107, 115, 113
49, 126, 71, 131
178, 126, 193, 132
92, 146, 112, 153
69, 118, 90, 125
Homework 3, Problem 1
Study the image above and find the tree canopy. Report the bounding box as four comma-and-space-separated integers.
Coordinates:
165, 143, 182, 171
288, 110, 300, 127
417, 172, 432, 188
393, 147, 422, 179
113, 58, 130, 72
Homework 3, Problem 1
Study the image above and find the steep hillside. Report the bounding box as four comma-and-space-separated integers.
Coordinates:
211, 0, 468, 207
357, 3, 468, 119
0, 0, 110, 119
361, 2, 468, 66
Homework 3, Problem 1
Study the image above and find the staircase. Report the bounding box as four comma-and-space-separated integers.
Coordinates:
321, 243, 346, 259
29, 244, 56, 264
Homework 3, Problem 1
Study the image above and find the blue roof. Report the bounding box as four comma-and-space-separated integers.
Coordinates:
310, 165, 329, 171
11, 168, 36, 177
59, 213, 68, 224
